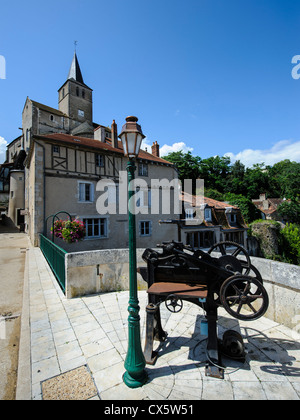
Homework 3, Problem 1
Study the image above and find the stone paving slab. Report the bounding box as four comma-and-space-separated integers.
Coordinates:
18, 247, 300, 400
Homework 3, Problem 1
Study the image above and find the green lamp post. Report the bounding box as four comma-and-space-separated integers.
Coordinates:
119, 116, 148, 388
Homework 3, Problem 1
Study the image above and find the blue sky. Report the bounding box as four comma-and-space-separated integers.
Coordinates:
1, 0, 300, 166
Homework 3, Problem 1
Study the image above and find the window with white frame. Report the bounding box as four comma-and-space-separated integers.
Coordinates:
139, 221, 152, 237
79, 182, 94, 202
185, 208, 194, 219
83, 218, 108, 239
204, 208, 212, 222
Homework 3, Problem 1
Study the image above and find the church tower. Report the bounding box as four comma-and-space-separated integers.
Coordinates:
58, 52, 93, 135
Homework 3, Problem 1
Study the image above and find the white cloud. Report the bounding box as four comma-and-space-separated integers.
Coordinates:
160, 142, 194, 157
0, 136, 7, 163
224, 140, 300, 167
141, 138, 193, 157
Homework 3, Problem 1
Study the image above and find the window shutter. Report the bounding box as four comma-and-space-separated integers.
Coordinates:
79, 183, 85, 201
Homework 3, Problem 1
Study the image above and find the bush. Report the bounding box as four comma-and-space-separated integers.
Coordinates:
280, 223, 300, 265
52, 219, 86, 244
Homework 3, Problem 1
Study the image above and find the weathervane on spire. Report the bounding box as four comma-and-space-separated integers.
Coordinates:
74, 40, 78, 52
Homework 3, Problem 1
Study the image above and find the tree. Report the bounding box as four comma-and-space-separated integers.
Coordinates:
280, 223, 300, 265
225, 160, 246, 195
224, 193, 261, 223
243, 163, 270, 200
162, 151, 202, 193
198, 156, 231, 192
277, 200, 300, 224
268, 160, 300, 200
162, 151, 202, 185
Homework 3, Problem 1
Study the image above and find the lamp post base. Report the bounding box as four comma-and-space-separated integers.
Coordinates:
123, 370, 148, 389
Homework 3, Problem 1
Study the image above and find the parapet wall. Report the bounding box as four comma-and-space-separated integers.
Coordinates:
65, 249, 148, 299
65, 249, 300, 331
250, 256, 300, 330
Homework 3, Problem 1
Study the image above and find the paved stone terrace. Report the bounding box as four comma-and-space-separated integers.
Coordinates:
17, 247, 300, 400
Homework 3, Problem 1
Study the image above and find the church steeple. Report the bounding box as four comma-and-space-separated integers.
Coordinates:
58, 52, 93, 135
67, 52, 84, 85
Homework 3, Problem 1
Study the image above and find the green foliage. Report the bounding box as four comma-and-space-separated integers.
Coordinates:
280, 223, 300, 265
224, 193, 261, 223
204, 188, 225, 201
267, 160, 300, 200
277, 200, 300, 224
163, 151, 300, 218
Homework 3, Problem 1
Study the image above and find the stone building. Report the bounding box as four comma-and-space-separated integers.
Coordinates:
178, 193, 248, 249
252, 193, 290, 222
3, 53, 179, 249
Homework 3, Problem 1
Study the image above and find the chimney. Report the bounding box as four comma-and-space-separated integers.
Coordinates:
111, 120, 118, 149
259, 193, 266, 201
152, 141, 160, 157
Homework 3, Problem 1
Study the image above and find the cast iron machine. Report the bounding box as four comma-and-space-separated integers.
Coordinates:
140, 240, 269, 379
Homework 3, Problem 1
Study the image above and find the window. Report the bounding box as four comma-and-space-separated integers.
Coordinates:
82, 89, 85, 99
50, 115, 54, 122
224, 231, 243, 245
96, 154, 104, 167
53, 145, 60, 154
204, 208, 212, 222
78, 109, 85, 118
186, 231, 214, 249
79, 182, 93, 202
76, 87, 79, 96
185, 209, 194, 220
139, 221, 152, 237
138, 163, 148, 177
83, 218, 108, 239
229, 213, 237, 224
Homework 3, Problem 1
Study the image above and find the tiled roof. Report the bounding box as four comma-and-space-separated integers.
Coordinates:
181, 191, 237, 209
252, 197, 289, 215
30, 100, 68, 117
34, 133, 173, 165
180, 192, 247, 229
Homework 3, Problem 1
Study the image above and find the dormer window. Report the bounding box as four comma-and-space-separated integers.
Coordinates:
229, 213, 237, 224
204, 208, 212, 222
185, 209, 194, 220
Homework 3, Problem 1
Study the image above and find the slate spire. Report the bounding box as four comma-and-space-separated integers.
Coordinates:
67, 52, 84, 85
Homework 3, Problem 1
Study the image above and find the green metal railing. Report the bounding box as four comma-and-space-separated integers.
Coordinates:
40, 234, 67, 293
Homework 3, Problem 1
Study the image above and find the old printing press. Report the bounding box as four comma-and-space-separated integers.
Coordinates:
140, 240, 269, 379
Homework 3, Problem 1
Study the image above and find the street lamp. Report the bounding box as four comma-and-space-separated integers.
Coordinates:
119, 116, 148, 388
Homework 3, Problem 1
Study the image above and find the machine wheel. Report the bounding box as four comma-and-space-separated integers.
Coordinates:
220, 275, 269, 321
208, 241, 252, 275
165, 295, 183, 313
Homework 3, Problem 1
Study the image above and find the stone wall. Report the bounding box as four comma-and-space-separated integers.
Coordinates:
250, 256, 300, 330
65, 249, 148, 299
64, 249, 300, 331
250, 221, 281, 259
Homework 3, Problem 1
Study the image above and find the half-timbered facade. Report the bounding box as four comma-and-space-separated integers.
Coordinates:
4, 52, 179, 249
25, 132, 178, 249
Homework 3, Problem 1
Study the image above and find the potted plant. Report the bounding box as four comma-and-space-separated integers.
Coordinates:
52, 219, 86, 243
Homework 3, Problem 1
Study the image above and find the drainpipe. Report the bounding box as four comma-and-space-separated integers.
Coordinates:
34, 140, 46, 237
